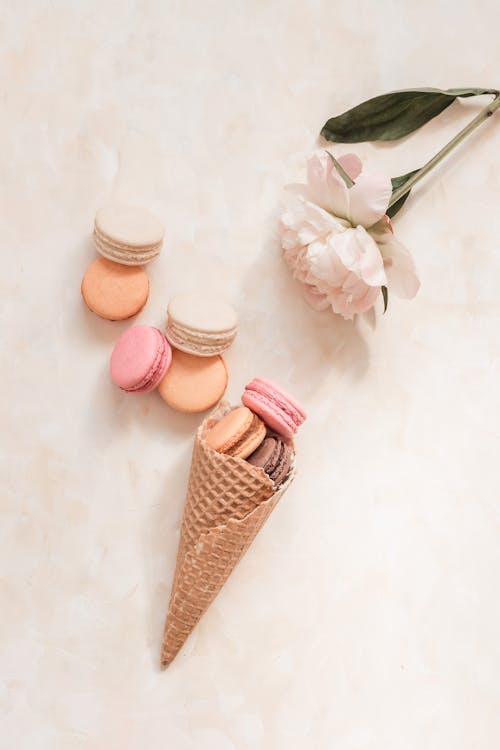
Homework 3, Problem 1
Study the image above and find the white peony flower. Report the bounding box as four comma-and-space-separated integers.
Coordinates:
280, 150, 420, 319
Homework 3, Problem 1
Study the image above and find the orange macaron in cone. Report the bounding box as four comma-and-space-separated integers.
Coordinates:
161, 380, 306, 668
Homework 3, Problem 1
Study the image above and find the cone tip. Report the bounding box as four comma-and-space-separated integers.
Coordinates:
160, 652, 173, 669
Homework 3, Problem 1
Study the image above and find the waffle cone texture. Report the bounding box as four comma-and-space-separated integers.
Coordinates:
161, 403, 295, 667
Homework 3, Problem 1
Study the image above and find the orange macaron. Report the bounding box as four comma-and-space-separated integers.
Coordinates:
158, 349, 228, 413
81, 257, 149, 321
205, 406, 266, 459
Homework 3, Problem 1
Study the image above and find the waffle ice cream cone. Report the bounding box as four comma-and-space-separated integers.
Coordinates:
161, 402, 295, 667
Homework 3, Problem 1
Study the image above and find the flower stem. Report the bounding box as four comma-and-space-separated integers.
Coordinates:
388, 90, 500, 208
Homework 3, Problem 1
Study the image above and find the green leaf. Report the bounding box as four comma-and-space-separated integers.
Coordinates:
386, 169, 420, 218
321, 87, 495, 143
381, 286, 388, 314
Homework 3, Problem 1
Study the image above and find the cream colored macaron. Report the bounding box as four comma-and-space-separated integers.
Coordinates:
93, 203, 165, 266
166, 293, 238, 357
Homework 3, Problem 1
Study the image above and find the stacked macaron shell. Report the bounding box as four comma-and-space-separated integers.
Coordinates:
107, 295, 235, 412
108, 324, 229, 412
165, 293, 237, 357
204, 379, 306, 488
94, 204, 164, 266
110, 326, 172, 393
82, 203, 165, 322
157, 292, 238, 413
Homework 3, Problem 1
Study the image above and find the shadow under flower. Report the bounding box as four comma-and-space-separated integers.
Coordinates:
234, 216, 371, 403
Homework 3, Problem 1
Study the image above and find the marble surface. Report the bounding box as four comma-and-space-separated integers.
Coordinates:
2, 1, 500, 748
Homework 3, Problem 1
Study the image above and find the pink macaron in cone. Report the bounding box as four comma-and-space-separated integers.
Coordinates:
110, 325, 172, 393
242, 378, 306, 439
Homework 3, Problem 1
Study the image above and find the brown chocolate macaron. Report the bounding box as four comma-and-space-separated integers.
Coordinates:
246, 435, 293, 487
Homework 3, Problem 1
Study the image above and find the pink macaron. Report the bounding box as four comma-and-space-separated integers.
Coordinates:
110, 325, 172, 393
242, 378, 306, 439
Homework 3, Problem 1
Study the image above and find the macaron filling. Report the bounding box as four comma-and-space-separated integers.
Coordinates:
243, 390, 297, 434
94, 231, 162, 265
166, 320, 237, 355
165, 294, 238, 356
94, 224, 162, 251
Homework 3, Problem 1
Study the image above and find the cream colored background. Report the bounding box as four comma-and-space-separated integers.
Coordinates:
1, 1, 499, 748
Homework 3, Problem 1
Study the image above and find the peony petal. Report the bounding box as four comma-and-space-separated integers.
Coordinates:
346, 174, 392, 228
299, 283, 331, 310
383, 239, 420, 298
329, 295, 356, 320
326, 277, 381, 320
368, 221, 420, 299
337, 153, 362, 181
346, 283, 381, 313
300, 199, 348, 234
329, 227, 386, 287
281, 198, 347, 247
306, 151, 351, 221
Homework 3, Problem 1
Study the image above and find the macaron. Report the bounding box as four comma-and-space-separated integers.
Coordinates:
205, 406, 266, 459
247, 435, 293, 487
166, 293, 237, 357
242, 378, 306, 439
158, 349, 228, 413
81, 257, 150, 320
94, 203, 164, 266
110, 325, 172, 393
